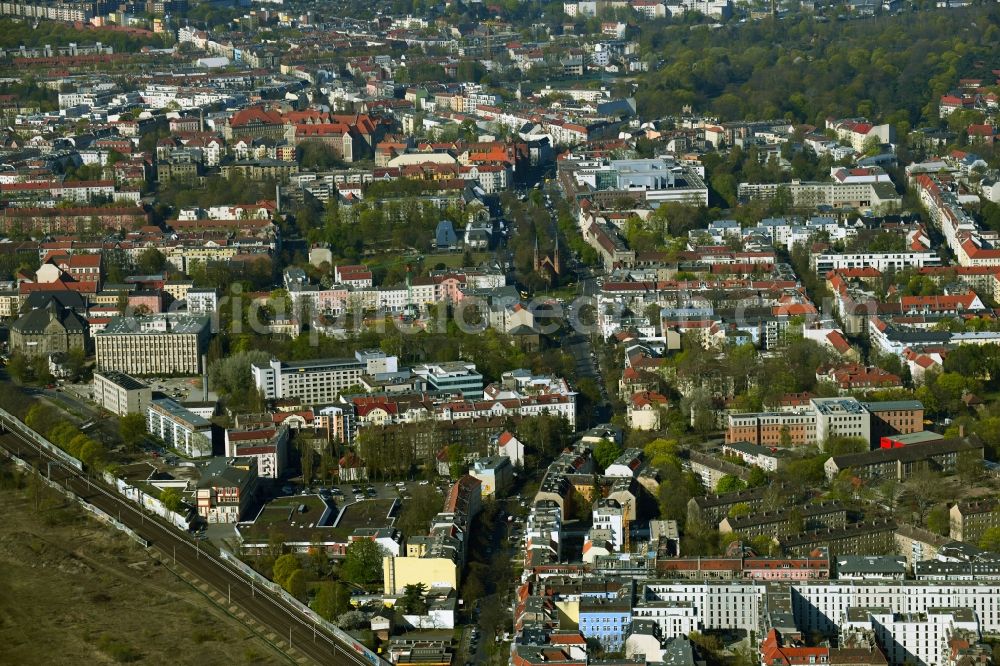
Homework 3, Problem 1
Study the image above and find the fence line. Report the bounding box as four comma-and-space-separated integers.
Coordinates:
2, 409, 383, 665
218, 549, 385, 666
0, 407, 83, 472
2, 449, 150, 548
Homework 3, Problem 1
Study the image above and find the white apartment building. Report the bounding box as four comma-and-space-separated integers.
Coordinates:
630, 602, 701, 640
793, 582, 1000, 636
435, 393, 577, 429
812, 397, 871, 446
841, 607, 978, 666
641, 582, 765, 635
251, 351, 397, 405
412, 362, 484, 398
593, 498, 626, 549
185, 288, 219, 315
468, 455, 513, 497
738, 181, 902, 211
147, 398, 213, 458
527, 505, 563, 562
811, 251, 943, 275
224, 425, 289, 479
92, 370, 152, 417
634, 580, 1000, 650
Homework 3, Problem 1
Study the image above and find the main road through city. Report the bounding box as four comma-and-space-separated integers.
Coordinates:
0, 423, 381, 666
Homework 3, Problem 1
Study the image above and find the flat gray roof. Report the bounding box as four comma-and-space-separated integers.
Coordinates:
98, 314, 210, 335
150, 398, 211, 429
95, 370, 148, 391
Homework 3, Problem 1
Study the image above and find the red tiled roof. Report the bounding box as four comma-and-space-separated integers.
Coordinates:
228, 428, 276, 441
229, 107, 284, 127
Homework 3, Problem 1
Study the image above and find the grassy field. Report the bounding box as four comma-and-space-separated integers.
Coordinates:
423, 251, 494, 269
0, 465, 287, 665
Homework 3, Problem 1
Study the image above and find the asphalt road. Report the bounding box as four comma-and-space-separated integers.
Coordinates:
0, 424, 383, 666
562, 270, 611, 424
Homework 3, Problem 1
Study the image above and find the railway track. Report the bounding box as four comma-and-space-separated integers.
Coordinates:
0, 424, 382, 666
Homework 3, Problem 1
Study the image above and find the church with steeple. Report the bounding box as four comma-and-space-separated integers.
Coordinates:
533, 235, 563, 285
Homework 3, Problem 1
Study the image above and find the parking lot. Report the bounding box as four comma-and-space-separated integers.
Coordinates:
278, 479, 450, 504
61, 376, 215, 408
149, 377, 215, 402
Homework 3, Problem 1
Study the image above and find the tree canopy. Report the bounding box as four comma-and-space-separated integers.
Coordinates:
634, 7, 1000, 129
340, 539, 385, 588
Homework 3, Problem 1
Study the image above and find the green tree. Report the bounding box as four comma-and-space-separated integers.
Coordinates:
644, 438, 681, 471
592, 439, 621, 471
746, 467, 768, 488
311, 582, 348, 621
284, 568, 307, 599
460, 568, 485, 608
716, 474, 746, 493
396, 485, 440, 536
956, 450, 983, 484
862, 134, 882, 156
66, 433, 91, 458
876, 478, 902, 512
160, 487, 183, 513
118, 413, 147, 452
340, 539, 385, 588
399, 583, 429, 615
47, 422, 80, 448
728, 502, 751, 518
787, 507, 805, 533
980, 526, 1000, 553
301, 444, 314, 484
272, 553, 302, 587
825, 437, 869, 456
446, 444, 467, 478
926, 505, 950, 536
6, 353, 32, 384
136, 247, 167, 275
775, 455, 828, 493
31, 356, 53, 386
62, 348, 87, 381
750, 534, 777, 556
78, 439, 105, 470
297, 141, 343, 170
24, 403, 53, 431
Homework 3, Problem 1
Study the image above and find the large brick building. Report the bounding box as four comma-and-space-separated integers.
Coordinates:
725, 410, 816, 446
726, 398, 924, 448
863, 400, 925, 440
10, 300, 87, 357
0, 207, 149, 234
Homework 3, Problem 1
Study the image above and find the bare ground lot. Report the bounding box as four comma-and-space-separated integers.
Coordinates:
0, 472, 287, 665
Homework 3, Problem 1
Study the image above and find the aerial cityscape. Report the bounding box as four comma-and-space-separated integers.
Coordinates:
0, 0, 999, 664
